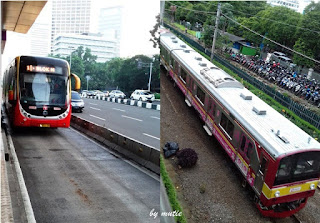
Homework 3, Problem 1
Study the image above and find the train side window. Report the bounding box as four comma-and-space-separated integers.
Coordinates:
169, 55, 174, 68
208, 98, 216, 117
246, 142, 253, 160
180, 68, 187, 83
260, 157, 267, 174
173, 60, 180, 74
240, 135, 246, 152
196, 86, 205, 105
220, 113, 234, 138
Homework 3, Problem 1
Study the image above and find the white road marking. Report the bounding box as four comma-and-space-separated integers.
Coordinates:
89, 103, 98, 105
89, 107, 101, 111
150, 116, 160, 120
89, 114, 106, 121
143, 133, 160, 141
113, 108, 126, 112
121, 115, 142, 122
70, 128, 160, 181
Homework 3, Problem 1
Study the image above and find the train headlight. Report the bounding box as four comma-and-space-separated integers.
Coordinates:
275, 191, 280, 197
310, 184, 315, 190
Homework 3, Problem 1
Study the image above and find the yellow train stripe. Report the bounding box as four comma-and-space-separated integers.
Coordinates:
262, 180, 319, 199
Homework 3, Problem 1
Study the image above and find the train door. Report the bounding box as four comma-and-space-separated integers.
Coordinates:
254, 156, 268, 194
203, 96, 215, 135
185, 76, 194, 107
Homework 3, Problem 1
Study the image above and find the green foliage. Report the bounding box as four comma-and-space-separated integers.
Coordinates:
166, 1, 319, 68
294, 2, 320, 65
154, 93, 160, 99
49, 47, 160, 93
293, 38, 315, 67
160, 155, 187, 223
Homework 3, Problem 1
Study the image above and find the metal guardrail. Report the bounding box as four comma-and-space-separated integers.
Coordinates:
164, 23, 320, 129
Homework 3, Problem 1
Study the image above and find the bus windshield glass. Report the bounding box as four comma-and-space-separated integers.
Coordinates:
19, 73, 68, 106
274, 151, 320, 186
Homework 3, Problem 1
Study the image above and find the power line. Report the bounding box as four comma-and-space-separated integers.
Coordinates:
221, 12, 320, 65
167, 1, 320, 34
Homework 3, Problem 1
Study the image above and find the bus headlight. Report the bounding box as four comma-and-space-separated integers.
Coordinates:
275, 191, 280, 197
310, 184, 315, 190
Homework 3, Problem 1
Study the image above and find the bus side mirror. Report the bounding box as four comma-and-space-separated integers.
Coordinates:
8, 90, 14, 101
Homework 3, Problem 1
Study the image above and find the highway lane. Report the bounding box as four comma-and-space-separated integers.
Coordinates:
74, 98, 160, 149
12, 127, 160, 223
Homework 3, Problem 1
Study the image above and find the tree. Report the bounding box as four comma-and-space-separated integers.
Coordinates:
294, 1, 320, 68
150, 14, 160, 49
293, 38, 315, 68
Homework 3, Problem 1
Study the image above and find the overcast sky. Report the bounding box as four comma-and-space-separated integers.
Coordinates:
2, 0, 159, 70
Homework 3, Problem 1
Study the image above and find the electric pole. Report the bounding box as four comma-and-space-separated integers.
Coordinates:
211, 3, 221, 62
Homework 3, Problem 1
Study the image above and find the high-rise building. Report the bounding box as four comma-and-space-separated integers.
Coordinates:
51, 0, 91, 51
98, 6, 123, 57
28, 22, 51, 56
267, 0, 299, 12
52, 33, 117, 63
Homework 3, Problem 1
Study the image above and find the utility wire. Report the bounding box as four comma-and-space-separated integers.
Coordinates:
167, 1, 320, 34
166, 1, 320, 64
221, 12, 320, 64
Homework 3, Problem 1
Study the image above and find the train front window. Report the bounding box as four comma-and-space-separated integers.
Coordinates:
20, 73, 67, 106
274, 152, 320, 186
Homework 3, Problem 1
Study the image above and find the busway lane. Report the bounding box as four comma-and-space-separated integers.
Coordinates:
11, 127, 160, 223
75, 98, 160, 149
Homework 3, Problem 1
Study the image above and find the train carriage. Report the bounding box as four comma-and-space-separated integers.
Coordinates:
3, 56, 80, 128
160, 30, 320, 218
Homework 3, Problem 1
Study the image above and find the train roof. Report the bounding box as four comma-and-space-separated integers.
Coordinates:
160, 31, 320, 159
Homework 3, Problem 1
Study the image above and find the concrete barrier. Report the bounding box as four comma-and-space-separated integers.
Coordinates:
71, 115, 160, 174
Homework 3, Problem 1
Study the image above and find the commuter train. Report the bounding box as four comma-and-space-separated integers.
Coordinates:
160, 30, 320, 218
3, 56, 80, 128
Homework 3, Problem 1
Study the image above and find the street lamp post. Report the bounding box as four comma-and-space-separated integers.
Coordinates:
86, 75, 91, 91
68, 46, 76, 70
137, 57, 155, 91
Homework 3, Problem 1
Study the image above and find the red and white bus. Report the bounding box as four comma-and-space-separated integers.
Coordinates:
3, 56, 80, 128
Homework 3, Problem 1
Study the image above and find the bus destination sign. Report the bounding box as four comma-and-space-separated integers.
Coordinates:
26, 65, 56, 73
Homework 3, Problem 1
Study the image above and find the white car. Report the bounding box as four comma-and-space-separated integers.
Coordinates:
130, 90, 155, 102
109, 90, 126, 99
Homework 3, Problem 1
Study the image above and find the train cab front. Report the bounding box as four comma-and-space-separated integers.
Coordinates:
257, 151, 320, 218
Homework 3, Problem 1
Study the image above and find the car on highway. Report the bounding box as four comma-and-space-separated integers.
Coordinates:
272, 51, 286, 58
109, 90, 126, 99
130, 90, 155, 102
103, 90, 109, 97
86, 90, 96, 97
71, 91, 84, 113
95, 90, 105, 98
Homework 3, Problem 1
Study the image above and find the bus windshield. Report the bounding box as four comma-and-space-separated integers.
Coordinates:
274, 151, 320, 186
20, 73, 67, 106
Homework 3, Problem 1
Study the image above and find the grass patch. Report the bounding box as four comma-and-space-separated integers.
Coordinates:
172, 22, 197, 36
160, 155, 187, 223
